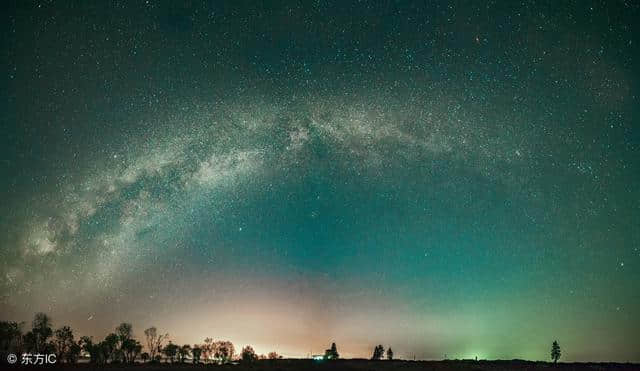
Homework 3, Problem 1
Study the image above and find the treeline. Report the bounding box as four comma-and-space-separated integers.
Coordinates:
0, 312, 565, 364
1, 313, 82, 363
2, 312, 415, 365
371, 344, 393, 360
0, 313, 283, 364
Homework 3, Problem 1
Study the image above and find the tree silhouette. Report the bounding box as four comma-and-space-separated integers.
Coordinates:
115, 323, 135, 363
386, 347, 394, 360
551, 340, 561, 363
241, 345, 258, 362
80, 336, 102, 364
141, 352, 150, 363
67, 341, 82, 364
178, 344, 191, 363
371, 344, 385, 360
325, 342, 339, 360
53, 326, 75, 363
215, 340, 235, 363
144, 327, 167, 363
122, 338, 143, 363
163, 341, 179, 363
268, 351, 281, 359
24, 313, 53, 353
80, 333, 121, 364
192, 346, 202, 364
0, 321, 24, 360
102, 333, 119, 363
203, 337, 213, 363
116, 323, 133, 341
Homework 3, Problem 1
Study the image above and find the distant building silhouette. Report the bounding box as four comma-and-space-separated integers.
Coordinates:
324, 342, 339, 360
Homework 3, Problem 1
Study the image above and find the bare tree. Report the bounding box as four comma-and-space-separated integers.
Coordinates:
144, 327, 167, 363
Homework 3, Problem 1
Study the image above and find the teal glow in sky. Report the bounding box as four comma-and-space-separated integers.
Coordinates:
1, 0, 639, 362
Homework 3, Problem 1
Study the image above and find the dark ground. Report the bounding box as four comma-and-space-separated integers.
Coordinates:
8, 360, 640, 371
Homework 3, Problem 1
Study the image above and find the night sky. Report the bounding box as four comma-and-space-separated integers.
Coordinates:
1, 0, 639, 362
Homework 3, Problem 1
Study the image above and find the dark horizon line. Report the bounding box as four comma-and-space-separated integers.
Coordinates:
4, 313, 639, 364
39, 357, 640, 364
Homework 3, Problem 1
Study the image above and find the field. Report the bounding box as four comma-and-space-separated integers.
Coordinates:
11, 360, 640, 371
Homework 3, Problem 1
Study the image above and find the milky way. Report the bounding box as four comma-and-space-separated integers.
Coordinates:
1, 0, 639, 362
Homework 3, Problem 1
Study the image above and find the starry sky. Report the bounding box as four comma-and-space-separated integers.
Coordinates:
1, 0, 639, 362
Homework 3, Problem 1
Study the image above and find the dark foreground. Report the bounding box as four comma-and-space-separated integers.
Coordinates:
9, 360, 640, 371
